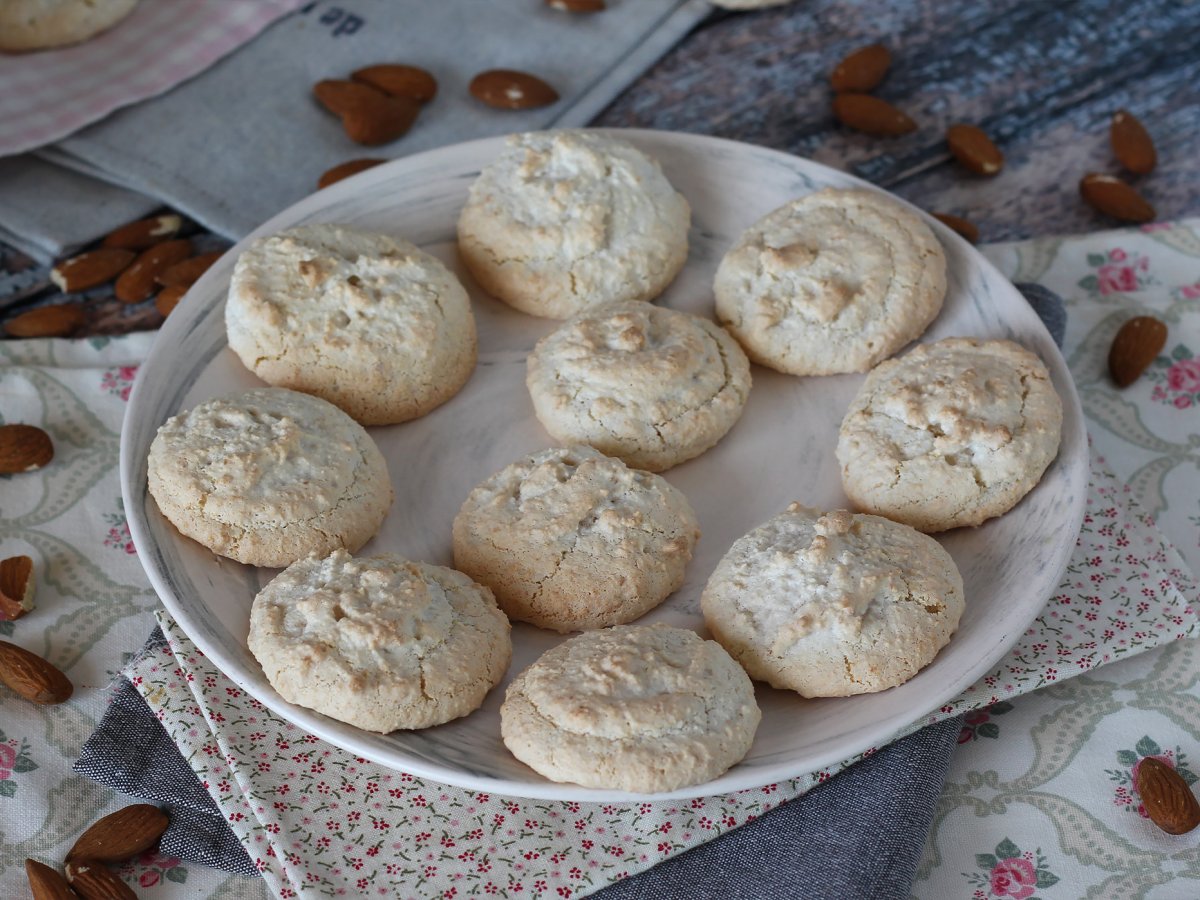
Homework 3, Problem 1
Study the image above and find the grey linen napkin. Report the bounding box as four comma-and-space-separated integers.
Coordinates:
0, 155, 157, 264
73, 283, 1065, 899
30, 0, 711, 247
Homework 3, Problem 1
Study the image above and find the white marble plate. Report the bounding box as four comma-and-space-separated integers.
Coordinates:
121, 130, 1088, 801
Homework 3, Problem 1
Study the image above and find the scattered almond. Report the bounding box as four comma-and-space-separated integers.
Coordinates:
546, 0, 606, 11
1110, 109, 1156, 175
25, 859, 77, 900
0, 555, 35, 621
50, 248, 135, 293
1109, 316, 1167, 388
64, 859, 136, 900
352, 64, 437, 103
318, 158, 387, 190
101, 214, 184, 251
469, 69, 560, 110
114, 239, 192, 304
1136, 757, 1200, 835
0, 640, 73, 704
830, 43, 890, 93
0, 423, 54, 473
931, 212, 980, 243
68, 804, 170, 864
831, 93, 915, 135
314, 79, 420, 145
156, 251, 222, 289
5, 303, 86, 338
946, 123, 1004, 175
154, 285, 187, 318
1080, 173, 1155, 223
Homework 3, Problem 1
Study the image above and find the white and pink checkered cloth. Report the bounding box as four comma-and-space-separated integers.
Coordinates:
0, 0, 307, 158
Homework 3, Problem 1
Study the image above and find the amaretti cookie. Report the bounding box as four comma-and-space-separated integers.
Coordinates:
146, 388, 392, 567
457, 130, 691, 319
249, 550, 511, 732
701, 504, 964, 697
452, 445, 700, 632
226, 224, 476, 425
0, 0, 139, 52
500, 624, 760, 792
713, 188, 947, 375
836, 337, 1063, 532
526, 302, 751, 471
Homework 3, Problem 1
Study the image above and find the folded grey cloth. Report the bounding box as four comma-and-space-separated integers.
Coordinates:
31, 0, 710, 247
0, 155, 157, 264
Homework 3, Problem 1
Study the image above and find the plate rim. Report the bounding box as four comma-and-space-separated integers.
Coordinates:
120, 127, 1089, 801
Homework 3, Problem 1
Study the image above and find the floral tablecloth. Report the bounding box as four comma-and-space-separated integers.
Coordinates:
1, 219, 1198, 899
913, 222, 1200, 899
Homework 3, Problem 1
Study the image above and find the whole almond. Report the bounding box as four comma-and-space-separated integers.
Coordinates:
25, 859, 78, 900
1111, 109, 1157, 175
50, 248, 135, 293
0, 423, 54, 473
931, 212, 980, 243
469, 69, 560, 110
830, 43, 890, 93
1136, 757, 1200, 834
352, 64, 437, 103
64, 860, 136, 900
156, 251, 223, 289
0, 555, 35, 621
101, 214, 183, 251
314, 79, 419, 145
5, 303, 86, 338
546, 0, 606, 11
831, 93, 916, 135
114, 239, 192, 304
68, 804, 170, 863
318, 158, 387, 190
1080, 173, 1155, 223
1109, 316, 1167, 388
154, 285, 187, 318
946, 123, 1004, 175
0, 640, 73, 704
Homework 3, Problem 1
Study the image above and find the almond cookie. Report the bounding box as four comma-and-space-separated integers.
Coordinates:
526, 302, 751, 471
702, 504, 964, 697
714, 188, 946, 375
837, 337, 1063, 532
457, 130, 691, 319
452, 446, 700, 632
249, 550, 511, 732
226, 225, 476, 426
500, 624, 760, 792
0, 0, 138, 52
147, 388, 392, 568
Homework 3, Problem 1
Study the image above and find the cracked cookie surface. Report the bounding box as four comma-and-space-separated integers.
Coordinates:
526, 302, 751, 471
249, 550, 511, 732
500, 624, 760, 792
456, 130, 690, 319
701, 504, 964, 697
146, 387, 392, 567
226, 224, 476, 425
836, 337, 1063, 532
452, 446, 700, 632
713, 188, 946, 375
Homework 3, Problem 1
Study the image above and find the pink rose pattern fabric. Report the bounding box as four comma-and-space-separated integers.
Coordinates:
915, 220, 1200, 898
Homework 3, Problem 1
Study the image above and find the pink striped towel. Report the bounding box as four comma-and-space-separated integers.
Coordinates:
0, 0, 308, 157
